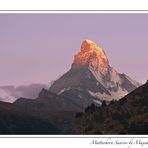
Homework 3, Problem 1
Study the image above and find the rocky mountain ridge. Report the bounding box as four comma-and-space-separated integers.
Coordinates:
49, 40, 141, 107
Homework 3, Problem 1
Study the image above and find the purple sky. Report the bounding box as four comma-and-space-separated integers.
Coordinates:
0, 13, 147, 86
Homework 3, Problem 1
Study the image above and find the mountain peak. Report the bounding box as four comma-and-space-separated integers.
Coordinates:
72, 40, 109, 74
80, 39, 102, 53
50, 39, 141, 107
82, 39, 96, 46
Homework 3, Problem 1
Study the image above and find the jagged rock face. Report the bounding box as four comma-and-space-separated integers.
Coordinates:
72, 40, 109, 74
50, 40, 141, 108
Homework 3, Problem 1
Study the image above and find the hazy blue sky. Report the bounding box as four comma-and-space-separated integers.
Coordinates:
0, 13, 147, 86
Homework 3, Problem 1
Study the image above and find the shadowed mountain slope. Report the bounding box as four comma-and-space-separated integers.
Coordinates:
73, 80, 148, 134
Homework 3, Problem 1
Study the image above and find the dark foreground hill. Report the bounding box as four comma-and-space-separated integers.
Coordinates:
0, 81, 147, 134
0, 89, 81, 134
73, 80, 148, 134
0, 101, 59, 134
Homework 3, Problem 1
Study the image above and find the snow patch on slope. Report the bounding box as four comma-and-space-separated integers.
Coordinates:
93, 99, 102, 105
88, 83, 129, 103
88, 90, 112, 101
58, 87, 70, 95
58, 88, 66, 95
110, 87, 129, 100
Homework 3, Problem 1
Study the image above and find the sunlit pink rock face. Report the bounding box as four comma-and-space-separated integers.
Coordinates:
72, 40, 109, 74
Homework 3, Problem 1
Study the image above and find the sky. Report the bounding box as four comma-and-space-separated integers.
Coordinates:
0, 13, 147, 86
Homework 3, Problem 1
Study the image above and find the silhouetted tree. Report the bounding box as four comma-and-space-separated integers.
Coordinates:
75, 112, 84, 118
102, 101, 106, 107
85, 104, 96, 113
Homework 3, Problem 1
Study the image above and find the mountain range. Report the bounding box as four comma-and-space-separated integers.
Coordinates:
14, 40, 140, 111
0, 39, 146, 134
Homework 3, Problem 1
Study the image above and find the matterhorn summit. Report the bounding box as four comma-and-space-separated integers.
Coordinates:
72, 40, 109, 74
50, 40, 141, 108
